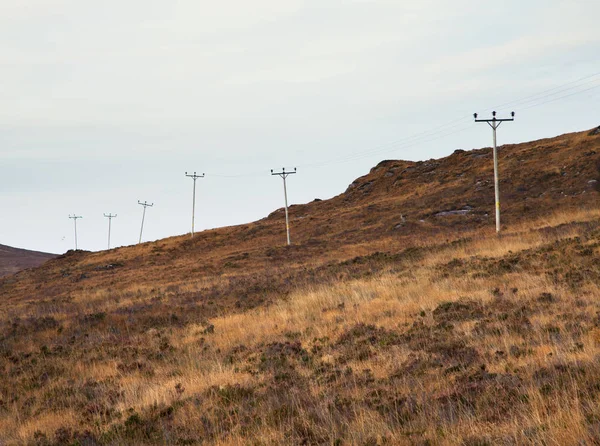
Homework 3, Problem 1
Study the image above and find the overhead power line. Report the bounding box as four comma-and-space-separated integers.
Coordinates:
297, 123, 473, 169
519, 82, 600, 111
204, 171, 264, 179
196, 69, 600, 179
300, 74, 600, 169
488, 71, 600, 111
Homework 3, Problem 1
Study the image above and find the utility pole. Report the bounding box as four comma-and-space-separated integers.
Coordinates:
185, 171, 204, 237
474, 111, 515, 234
137, 200, 154, 244
271, 167, 297, 246
68, 214, 82, 250
104, 213, 117, 250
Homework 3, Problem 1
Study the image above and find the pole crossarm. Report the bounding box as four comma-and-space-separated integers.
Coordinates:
185, 171, 205, 237
185, 172, 205, 180
474, 111, 515, 123
270, 167, 297, 246
475, 118, 515, 123
473, 111, 516, 234
271, 167, 297, 179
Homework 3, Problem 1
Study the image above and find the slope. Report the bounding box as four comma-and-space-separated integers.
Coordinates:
2, 126, 599, 307
2, 127, 600, 444
0, 244, 56, 278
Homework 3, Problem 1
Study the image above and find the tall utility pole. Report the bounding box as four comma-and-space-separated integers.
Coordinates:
68, 214, 82, 250
474, 111, 515, 234
185, 171, 205, 237
271, 167, 297, 246
104, 213, 117, 250
137, 200, 154, 244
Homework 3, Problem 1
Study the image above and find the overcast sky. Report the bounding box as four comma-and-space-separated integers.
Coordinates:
1, 0, 599, 254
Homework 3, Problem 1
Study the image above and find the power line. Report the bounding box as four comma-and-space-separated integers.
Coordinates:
53, 70, 598, 251
319, 117, 472, 163
299, 71, 600, 169
137, 200, 154, 244
519, 82, 600, 112
504, 78, 600, 109
271, 167, 297, 246
488, 71, 600, 111
68, 214, 83, 250
103, 213, 117, 249
199, 70, 599, 178
473, 111, 515, 234
185, 171, 204, 237
204, 171, 264, 179
298, 123, 473, 169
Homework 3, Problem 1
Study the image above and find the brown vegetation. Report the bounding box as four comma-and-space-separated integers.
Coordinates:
0, 244, 56, 278
1, 128, 600, 445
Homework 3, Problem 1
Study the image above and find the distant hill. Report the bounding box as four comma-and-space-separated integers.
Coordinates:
0, 244, 56, 277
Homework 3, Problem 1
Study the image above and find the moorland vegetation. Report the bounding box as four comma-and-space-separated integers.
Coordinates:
2, 127, 600, 445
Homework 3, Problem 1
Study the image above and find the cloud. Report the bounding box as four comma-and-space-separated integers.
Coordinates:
0, 1, 598, 159
426, 31, 600, 78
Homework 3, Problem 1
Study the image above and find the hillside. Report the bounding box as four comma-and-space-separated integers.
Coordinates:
2, 127, 599, 307
2, 127, 600, 445
0, 244, 56, 278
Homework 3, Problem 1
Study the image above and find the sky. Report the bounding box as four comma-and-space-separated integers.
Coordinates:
1, 0, 600, 254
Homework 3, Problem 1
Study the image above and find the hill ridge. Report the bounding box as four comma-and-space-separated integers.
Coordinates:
0, 243, 56, 278
2, 126, 599, 302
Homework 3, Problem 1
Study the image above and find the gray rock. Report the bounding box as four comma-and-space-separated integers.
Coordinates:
435, 209, 471, 217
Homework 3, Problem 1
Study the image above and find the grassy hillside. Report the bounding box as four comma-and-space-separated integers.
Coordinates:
3, 128, 599, 307
2, 128, 600, 445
